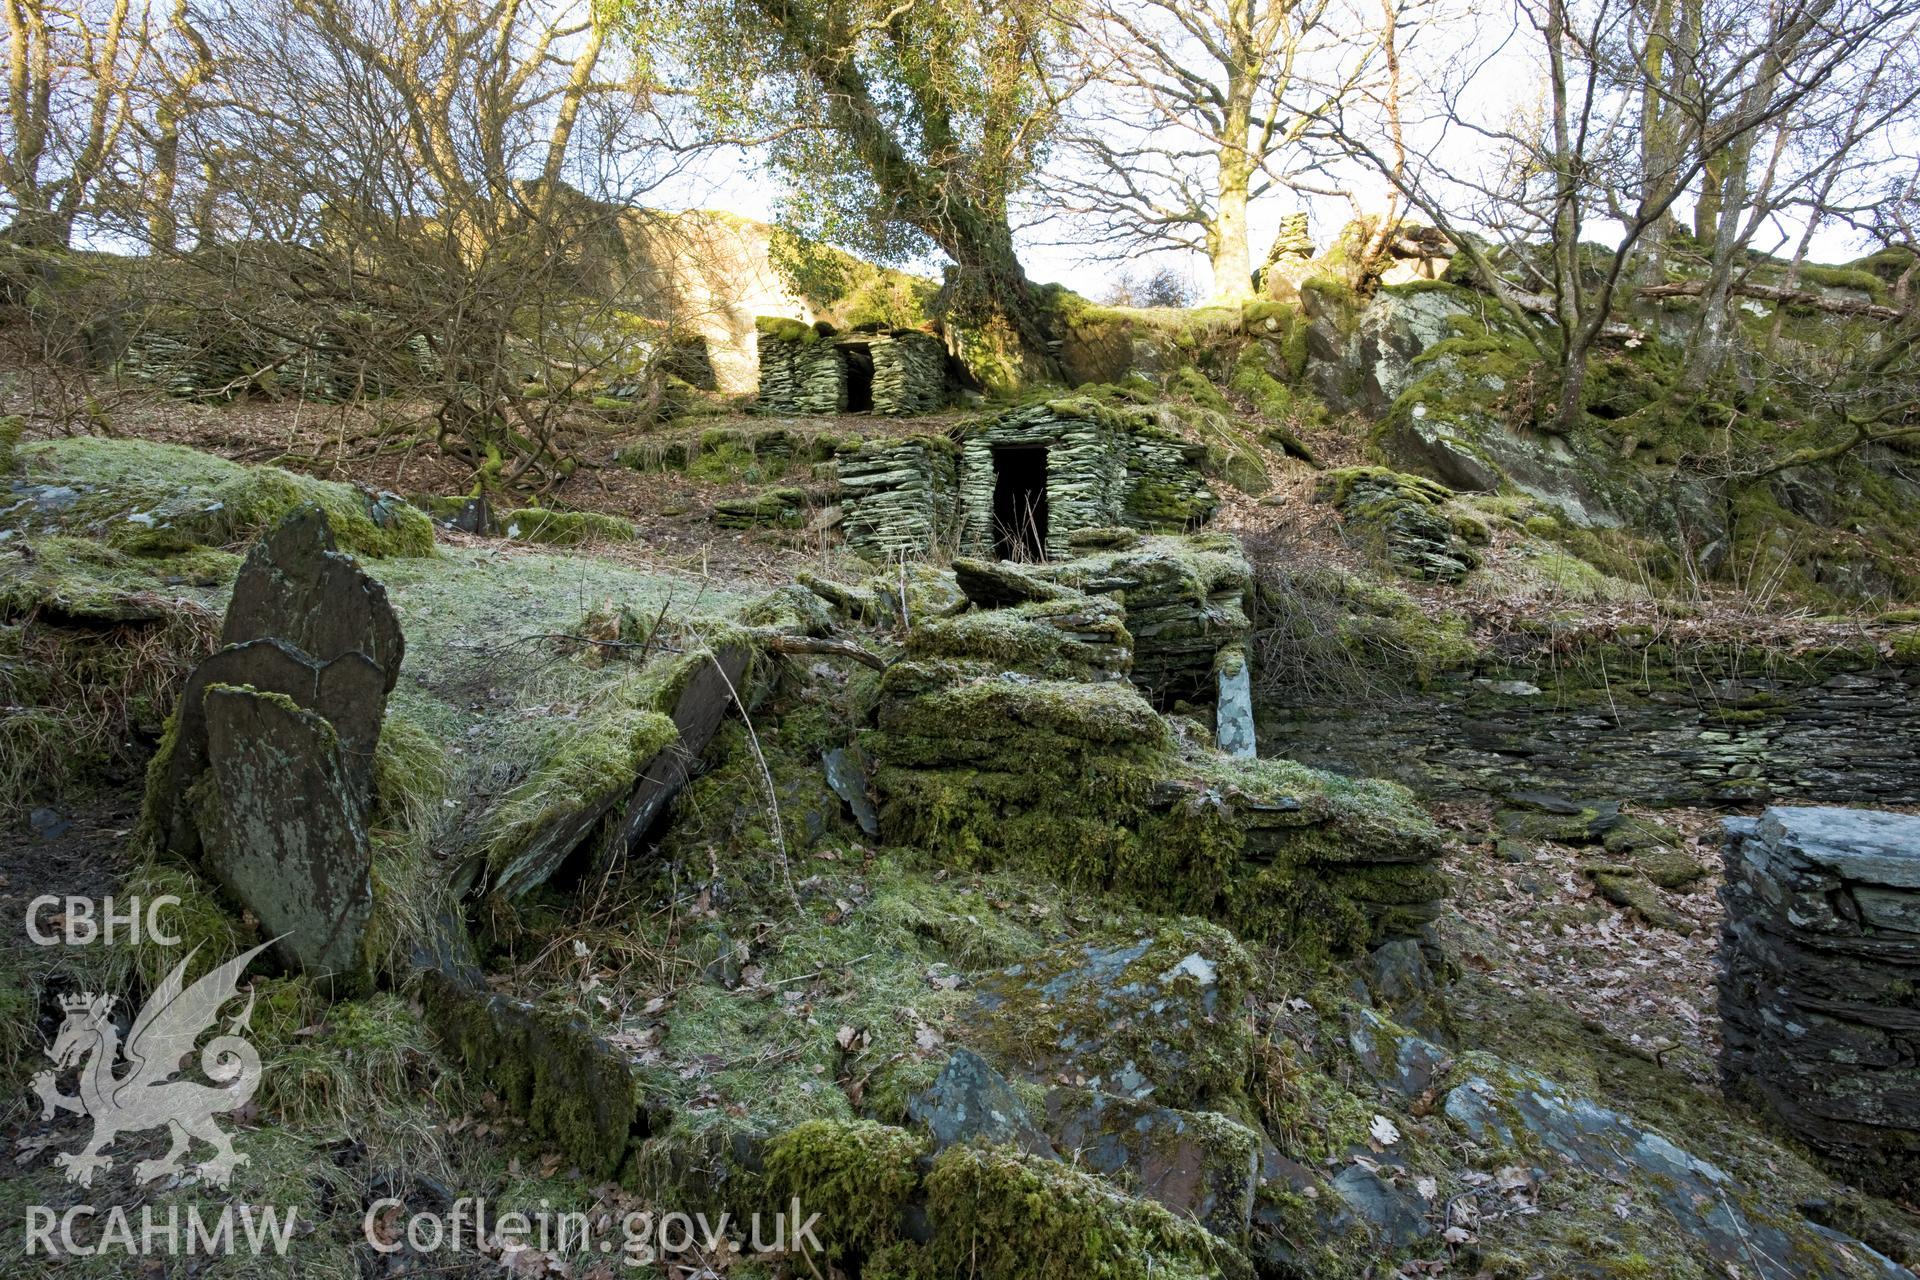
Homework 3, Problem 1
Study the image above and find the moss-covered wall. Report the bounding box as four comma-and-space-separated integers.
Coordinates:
1259, 639, 1920, 805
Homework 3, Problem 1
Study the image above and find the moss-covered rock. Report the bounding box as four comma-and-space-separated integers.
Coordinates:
1317, 466, 1481, 582
713, 485, 808, 528
497, 506, 636, 545
972, 920, 1253, 1110
0, 415, 22, 473
905, 595, 1133, 681
921, 1143, 1245, 1280
420, 972, 645, 1179
484, 672, 686, 896
8, 436, 434, 558
867, 647, 1445, 957
761, 1120, 927, 1265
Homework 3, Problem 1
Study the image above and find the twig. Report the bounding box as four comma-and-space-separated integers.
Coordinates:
756, 633, 890, 671
512, 633, 682, 652
744, 953, 878, 992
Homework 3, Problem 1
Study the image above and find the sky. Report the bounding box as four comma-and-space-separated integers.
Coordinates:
653, 146, 1877, 306
639, 0, 1888, 304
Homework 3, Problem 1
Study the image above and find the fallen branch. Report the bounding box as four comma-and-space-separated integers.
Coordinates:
1509, 291, 1646, 340
757, 633, 890, 671
1637, 279, 1907, 322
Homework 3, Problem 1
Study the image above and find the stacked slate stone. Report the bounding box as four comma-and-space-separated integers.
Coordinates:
924, 558, 1134, 682
1267, 212, 1315, 263
836, 437, 959, 560
1720, 807, 1920, 1195
755, 319, 843, 414
1122, 418, 1218, 529
868, 330, 948, 415
119, 306, 429, 402
757, 318, 947, 416
755, 327, 802, 411
793, 344, 848, 414
121, 321, 354, 401
713, 486, 807, 528
1031, 533, 1252, 705
1319, 467, 1479, 582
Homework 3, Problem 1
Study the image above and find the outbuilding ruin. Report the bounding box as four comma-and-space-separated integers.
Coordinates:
837, 397, 1219, 562
755, 318, 949, 416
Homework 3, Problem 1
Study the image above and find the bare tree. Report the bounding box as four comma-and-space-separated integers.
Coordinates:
1050, 0, 1412, 300
2, 0, 151, 247
1328, 0, 1920, 431
110, 0, 708, 484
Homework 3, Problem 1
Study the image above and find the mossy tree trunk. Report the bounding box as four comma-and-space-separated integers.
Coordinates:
725, 0, 1065, 381
1209, 73, 1256, 302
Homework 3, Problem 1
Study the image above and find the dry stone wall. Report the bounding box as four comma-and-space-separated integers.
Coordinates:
869, 330, 948, 415
1260, 645, 1920, 807
756, 324, 846, 414
834, 400, 1218, 565
1721, 807, 1920, 1196
956, 402, 1133, 559
837, 437, 960, 560
755, 319, 947, 416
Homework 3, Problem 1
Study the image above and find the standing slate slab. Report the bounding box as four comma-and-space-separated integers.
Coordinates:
194, 685, 374, 982
1214, 645, 1257, 758
614, 646, 752, 853
154, 639, 388, 854
220, 506, 405, 686
144, 506, 402, 990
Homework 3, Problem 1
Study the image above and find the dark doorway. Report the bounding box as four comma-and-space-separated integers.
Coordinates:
991, 445, 1049, 561
843, 344, 875, 413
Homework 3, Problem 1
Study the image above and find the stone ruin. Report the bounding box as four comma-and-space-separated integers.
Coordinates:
861, 538, 1446, 958
1721, 806, 1920, 1195
145, 507, 402, 989
836, 398, 1218, 563
755, 317, 948, 416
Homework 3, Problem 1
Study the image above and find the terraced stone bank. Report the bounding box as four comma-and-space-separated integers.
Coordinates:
1259, 639, 1920, 806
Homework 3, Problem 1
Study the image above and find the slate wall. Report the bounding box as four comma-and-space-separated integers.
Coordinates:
1259, 646, 1920, 806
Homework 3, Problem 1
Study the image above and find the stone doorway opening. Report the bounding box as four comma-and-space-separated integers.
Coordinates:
992, 444, 1049, 561
843, 343, 874, 413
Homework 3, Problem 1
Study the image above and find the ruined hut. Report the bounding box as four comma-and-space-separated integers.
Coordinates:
755, 318, 948, 416
837, 398, 1219, 562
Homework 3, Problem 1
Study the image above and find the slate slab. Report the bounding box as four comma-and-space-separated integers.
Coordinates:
194, 685, 373, 984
